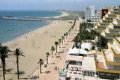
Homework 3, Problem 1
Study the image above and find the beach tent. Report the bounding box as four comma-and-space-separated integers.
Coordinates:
81, 42, 92, 50
68, 47, 79, 55
65, 55, 83, 61
67, 47, 88, 56
79, 49, 88, 54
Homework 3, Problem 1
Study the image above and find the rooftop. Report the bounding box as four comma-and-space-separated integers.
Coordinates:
65, 55, 83, 62
82, 56, 96, 71
104, 49, 114, 61
81, 42, 92, 50
67, 48, 88, 55
97, 62, 105, 69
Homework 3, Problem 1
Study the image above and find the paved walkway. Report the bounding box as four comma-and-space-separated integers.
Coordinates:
30, 20, 80, 80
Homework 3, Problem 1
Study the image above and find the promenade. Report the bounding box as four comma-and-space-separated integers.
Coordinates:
30, 19, 80, 80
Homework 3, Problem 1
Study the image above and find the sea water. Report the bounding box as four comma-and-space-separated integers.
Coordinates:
0, 11, 61, 43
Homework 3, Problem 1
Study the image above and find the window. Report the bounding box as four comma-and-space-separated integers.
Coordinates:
75, 78, 82, 80
114, 26, 120, 29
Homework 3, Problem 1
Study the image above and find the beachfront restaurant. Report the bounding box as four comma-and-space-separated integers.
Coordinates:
59, 48, 97, 80
59, 55, 83, 80
59, 54, 98, 80
67, 46, 95, 57
81, 56, 97, 80
68, 48, 88, 56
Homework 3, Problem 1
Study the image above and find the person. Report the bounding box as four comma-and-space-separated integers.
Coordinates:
57, 67, 59, 70
54, 66, 57, 70
44, 64, 47, 68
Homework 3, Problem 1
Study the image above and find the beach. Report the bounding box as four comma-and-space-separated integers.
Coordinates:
32, 19, 80, 80
54, 11, 69, 18
0, 12, 73, 80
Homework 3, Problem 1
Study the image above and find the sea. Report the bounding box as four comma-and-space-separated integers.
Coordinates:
0, 11, 61, 43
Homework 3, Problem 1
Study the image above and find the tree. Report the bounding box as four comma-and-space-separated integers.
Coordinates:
87, 19, 91, 23
97, 36, 108, 50
0, 45, 11, 80
61, 36, 65, 44
65, 32, 68, 39
64, 33, 67, 40
74, 33, 81, 48
46, 52, 50, 64
51, 46, 55, 58
58, 39, 62, 47
38, 59, 43, 73
91, 30, 100, 38
13, 48, 24, 79
55, 41, 58, 53
64, 32, 68, 40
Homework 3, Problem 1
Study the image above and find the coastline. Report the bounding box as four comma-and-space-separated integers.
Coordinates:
1, 11, 72, 79
2, 11, 69, 45
54, 11, 69, 18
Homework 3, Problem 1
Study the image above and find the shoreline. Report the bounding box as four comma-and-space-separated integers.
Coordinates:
0, 11, 72, 79
3, 11, 69, 45
54, 11, 69, 18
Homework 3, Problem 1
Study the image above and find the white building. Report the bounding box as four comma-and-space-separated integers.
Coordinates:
90, 5, 95, 17
85, 5, 100, 23
85, 5, 95, 21
59, 43, 97, 80
85, 6, 91, 20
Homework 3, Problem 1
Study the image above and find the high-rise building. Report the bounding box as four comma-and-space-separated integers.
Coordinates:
85, 5, 99, 23
85, 6, 91, 20
90, 5, 95, 17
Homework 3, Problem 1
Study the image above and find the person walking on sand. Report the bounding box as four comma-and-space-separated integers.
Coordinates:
44, 64, 47, 68
54, 66, 57, 70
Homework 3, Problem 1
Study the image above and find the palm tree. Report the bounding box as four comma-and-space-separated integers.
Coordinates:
55, 41, 58, 53
61, 36, 64, 44
64, 33, 67, 41
58, 39, 62, 47
51, 46, 55, 58
13, 48, 24, 79
38, 59, 43, 73
68, 28, 71, 33
65, 32, 68, 39
0, 45, 11, 80
46, 52, 50, 64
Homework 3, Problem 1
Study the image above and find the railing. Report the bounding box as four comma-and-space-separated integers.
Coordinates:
96, 68, 120, 73
94, 53, 120, 73
111, 47, 120, 57
114, 37, 120, 48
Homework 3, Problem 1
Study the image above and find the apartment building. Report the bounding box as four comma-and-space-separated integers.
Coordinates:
101, 18, 120, 40
94, 6, 120, 32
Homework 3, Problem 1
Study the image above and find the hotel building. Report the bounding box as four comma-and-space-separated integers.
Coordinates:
85, 5, 100, 23
101, 16, 120, 41
94, 6, 120, 33
94, 36, 120, 79
59, 43, 98, 80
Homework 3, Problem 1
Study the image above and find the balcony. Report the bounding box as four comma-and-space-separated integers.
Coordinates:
111, 48, 120, 57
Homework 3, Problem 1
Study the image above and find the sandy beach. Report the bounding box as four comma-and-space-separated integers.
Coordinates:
0, 12, 74, 80
54, 11, 69, 18
32, 19, 80, 80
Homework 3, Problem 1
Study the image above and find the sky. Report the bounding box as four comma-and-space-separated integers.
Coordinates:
0, 0, 120, 11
